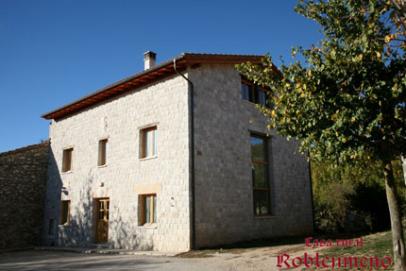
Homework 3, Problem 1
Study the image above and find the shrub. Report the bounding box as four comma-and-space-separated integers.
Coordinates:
312, 157, 404, 234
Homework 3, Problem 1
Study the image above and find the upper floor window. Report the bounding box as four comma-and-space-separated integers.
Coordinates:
140, 126, 157, 159
241, 80, 270, 107
62, 148, 73, 172
241, 82, 254, 101
98, 139, 108, 166
251, 134, 271, 216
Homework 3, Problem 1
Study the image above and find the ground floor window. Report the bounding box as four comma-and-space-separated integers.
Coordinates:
139, 194, 157, 225
60, 200, 70, 225
95, 198, 110, 243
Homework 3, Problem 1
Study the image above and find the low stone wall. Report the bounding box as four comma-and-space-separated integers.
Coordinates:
0, 142, 49, 249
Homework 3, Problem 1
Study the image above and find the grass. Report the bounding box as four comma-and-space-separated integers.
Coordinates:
177, 229, 405, 262
319, 230, 401, 271
322, 230, 393, 257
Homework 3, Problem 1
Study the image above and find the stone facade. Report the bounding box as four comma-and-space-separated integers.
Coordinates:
0, 142, 49, 249
190, 64, 313, 248
43, 75, 191, 251
43, 60, 313, 252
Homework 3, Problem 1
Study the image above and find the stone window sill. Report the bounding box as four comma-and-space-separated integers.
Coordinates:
242, 99, 269, 109
139, 156, 158, 162
139, 223, 157, 229
242, 99, 257, 106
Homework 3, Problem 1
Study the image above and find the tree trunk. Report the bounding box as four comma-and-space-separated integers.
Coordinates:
384, 161, 406, 271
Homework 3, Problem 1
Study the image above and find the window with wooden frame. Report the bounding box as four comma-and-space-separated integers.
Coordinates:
251, 134, 271, 216
140, 126, 157, 159
97, 199, 109, 221
60, 200, 70, 225
138, 194, 157, 225
98, 139, 108, 166
62, 148, 73, 172
241, 79, 270, 107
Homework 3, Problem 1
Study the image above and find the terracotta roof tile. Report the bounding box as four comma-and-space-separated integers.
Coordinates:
42, 53, 265, 120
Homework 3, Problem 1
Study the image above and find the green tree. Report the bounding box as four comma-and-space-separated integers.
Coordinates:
311, 156, 405, 234
238, 0, 405, 269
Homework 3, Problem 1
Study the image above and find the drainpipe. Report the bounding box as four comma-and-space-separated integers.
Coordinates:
173, 59, 196, 250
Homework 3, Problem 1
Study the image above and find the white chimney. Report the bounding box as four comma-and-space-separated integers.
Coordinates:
144, 51, 156, 70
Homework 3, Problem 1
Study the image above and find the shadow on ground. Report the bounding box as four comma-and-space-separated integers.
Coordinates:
0, 251, 171, 271
177, 235, 307, 258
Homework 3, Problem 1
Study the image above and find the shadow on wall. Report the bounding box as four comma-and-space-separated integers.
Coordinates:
58, 172, 94, 247
42, 148, 62, 246
44, 148, 148, 249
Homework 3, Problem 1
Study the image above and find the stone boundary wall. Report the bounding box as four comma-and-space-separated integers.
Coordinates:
0, 141, 49, 249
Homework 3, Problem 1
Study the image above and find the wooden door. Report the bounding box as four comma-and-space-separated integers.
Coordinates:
95, 198, 109, 243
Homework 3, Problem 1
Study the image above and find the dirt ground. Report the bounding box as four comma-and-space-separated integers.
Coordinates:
0, 242, 313, 271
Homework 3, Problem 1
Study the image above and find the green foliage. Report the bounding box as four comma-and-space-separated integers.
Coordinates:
238, 2, 406, 268
237, 0, 405, 163
312, 157, 405, 233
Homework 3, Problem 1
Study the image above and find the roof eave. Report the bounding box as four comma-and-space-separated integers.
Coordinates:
42, 53, 267, 120
42, 55, 187, 120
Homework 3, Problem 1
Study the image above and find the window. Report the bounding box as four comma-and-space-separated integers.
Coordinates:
62, 148, 73, 172
241, 80, 270, 107
140, 126, 157, 159
257, 88, 267, 106
97, 199, 109, 221
98, 139, 108, 166
251, 134, 271, 216
241, 82, 254, 101
60, 200, 70, 225
139, 194, 157, 225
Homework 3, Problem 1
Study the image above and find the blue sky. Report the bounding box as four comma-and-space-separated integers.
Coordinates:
0, 0, 321, 152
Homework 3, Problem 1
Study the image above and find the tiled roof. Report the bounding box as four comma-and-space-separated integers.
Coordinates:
42, 53, 265, 120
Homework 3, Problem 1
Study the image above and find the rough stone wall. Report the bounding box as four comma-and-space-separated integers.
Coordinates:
43, 75, 191, 252
0, 142, 49, 249
189, 64, 314, 248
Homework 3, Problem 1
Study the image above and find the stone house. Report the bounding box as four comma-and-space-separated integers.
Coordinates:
41, 52, 313, 252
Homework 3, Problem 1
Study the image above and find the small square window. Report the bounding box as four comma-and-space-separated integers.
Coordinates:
60, 200, 70, 225
62, 148, 73, 172
241, 82, 253, 101
98, 139, 108, 166
241, 79, 270, 107
257, 87, 268, 107
140, 126, 157, 159
139, 194, 157, 225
